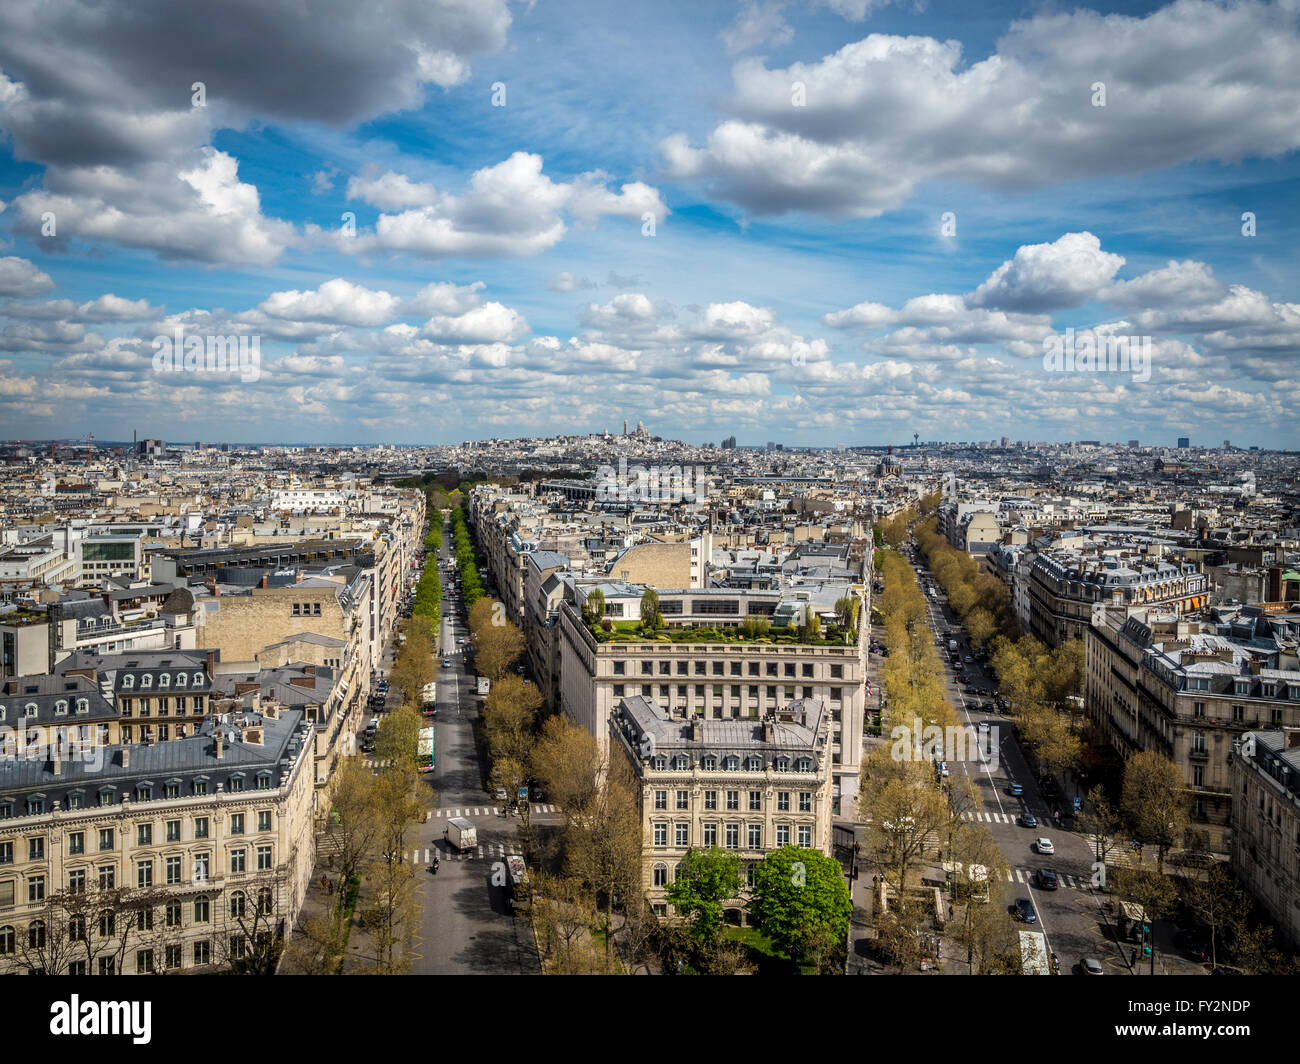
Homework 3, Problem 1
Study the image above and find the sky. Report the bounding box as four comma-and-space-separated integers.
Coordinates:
0, 0, 1296, 448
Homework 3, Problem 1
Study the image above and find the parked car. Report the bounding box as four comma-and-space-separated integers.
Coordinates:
1035, 837, 1055, 855
1035, 868, 1060, 890
978, 720, 991, 732
442, 657, 452, 667
1014, 898, 1037, 924
1019, 812, 1038, 828
1081, 957, 1105, 975
1008, 782, 1024, 797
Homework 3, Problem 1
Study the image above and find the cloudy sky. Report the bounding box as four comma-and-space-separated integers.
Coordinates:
0, 0, 1296, 447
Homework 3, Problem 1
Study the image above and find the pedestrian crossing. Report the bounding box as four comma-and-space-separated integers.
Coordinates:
960, 811, 1019, 824
1005, 867, 1092, 891
409, 843, 510, 863
430, 805, 557, 817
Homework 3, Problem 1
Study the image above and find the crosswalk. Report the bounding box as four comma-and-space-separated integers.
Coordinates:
1006, 867, 1092, 890
961, 811, 1019, 824
407, 843, 510, 863
431, 805, 557, 817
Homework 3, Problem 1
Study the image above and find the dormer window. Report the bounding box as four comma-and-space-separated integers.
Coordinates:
652, 756, 667, 771
140, 675, 152, 689
774, 757, 790, 773
75, 699, 89, 715
192, 673, 204, 687
1235, 680, 1249, 695
25, 703, 37, 718
176, 673, 187, 688
745, 756, 762, 771
54, 701, 68, 716
702, 755, 717, 771
795, 758, 813, 772
0, 705, 5, 722
672, 755, 688, 771
121, 675, 134, 689
158, 674, 170, 688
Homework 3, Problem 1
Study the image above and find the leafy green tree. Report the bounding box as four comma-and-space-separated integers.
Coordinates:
748, 846, 852, 970
1121, 751, 1189, 873
583, 588, 606, 628
665, 848, 742, 941
640, 589, 661, 629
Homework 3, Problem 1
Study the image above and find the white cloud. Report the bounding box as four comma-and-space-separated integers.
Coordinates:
969, 232, 1126, 312
0, 257, 55, 298
259, 279, 402, 327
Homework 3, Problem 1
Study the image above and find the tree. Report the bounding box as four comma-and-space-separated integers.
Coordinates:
748, 846, 852, 971
1078, 785, 1124, 870
530, 715, 602, 816
1121, 751, 1189, 873
1110, 865, 1177, 973
583, 588, 606, 628
665, 848, 742, 942
639, 589, 661, 630
375, 703, 423, 772
859, 753, 949, 894
476, 616, 525, 682
1183, 864, 1248, 972
483, 675, 543, 766
834, 595, 861, 632
323, 759, 383, 906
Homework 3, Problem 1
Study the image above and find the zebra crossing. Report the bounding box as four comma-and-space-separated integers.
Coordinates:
430, 804, 558, 817
961, 811, 1019, 824
407, 843, 509, 863
1005, 867, 1092, 890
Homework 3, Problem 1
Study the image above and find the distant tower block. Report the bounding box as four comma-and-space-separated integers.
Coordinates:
942, 472, 957, 498
913, 432, 919, 448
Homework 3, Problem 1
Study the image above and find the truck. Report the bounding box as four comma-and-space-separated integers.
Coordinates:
948, 639, 959, 652
445, 817, 477, 852
477, 676, 490, 697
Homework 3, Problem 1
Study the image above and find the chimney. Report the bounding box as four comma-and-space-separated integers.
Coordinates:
763, 720, 775, 743
205, 650, 215, 678
691, 719, 702, 741
1287, 731, 1300, 751
260, 571, 268, 589
296, 570, 303, 583
120, 746, 129, 769
214, 732, 224, 760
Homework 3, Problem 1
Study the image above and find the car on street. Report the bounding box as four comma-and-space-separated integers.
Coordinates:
1034, 837, 1055, 855
1008, 782, 1024, 797
978, 720, 991, 732
1014, 898, 1037, 923
964, 655, 973, 663
494, 787, 508, 801
442, 657, 452, 667
531, 785, 544, 800
1019, 812, 1038, 828
1035, 868, 1060, 890
1174, 930, 1210, 962
1081, 957, 1105, 975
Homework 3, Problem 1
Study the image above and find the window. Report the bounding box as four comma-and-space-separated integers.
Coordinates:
97, 866, 115, 890
799, 792, 812, 812
229, 776, 244, 793
68, 914, 86, 942
612, 661, 625, 676
158, 673, 170, 688
702, 755, 717, 771
166, 820, 181, 842
0, 842, 10, 865
98, 956, 115, 976
28, 837, 43, 862
137, 823, 152, 846
653, 864, 668, 887
777, 791, 791, 812
257, 887, 272, 915
166, 856, 182, 885
166, 900, 182, 927
257, 811, 272, 833
1193, 765, 1205, 788
68, 960, 86, 976
231, 813, 245, 835
27, 797, 44, 816
165, 944, 182, 970
653, 823, 668, 847
68, 832, 84, 855
166, 782, 180, 800
0, 881, 11, 909
230, 934, 247, 959
672, 755, 688, 771
797, 825, 811, 847
774, 757, 790, 773
724, 755, 739, 771
726, 790, 739, 811
676, 790, 689, 810
194, 896, 210, 923
256, 773, 272, 790
176, 673, 187, 688
68, 793, 83, 812
703, 823, 717, 846
193, 780, 208, 796
0, 803, 10, 821
136, 908, 153, 932
654, 790, 667, 810
230, 849, 246, 875
704, 790, 717, 810
28, 875, 45, 903
99, 828, 114, 851
725, 824, 739, 849
54, 700, 68, 716
231, 891, 246, 919
97, 791, 114, 808
137, 860, 153, 889
195, 817, 209, 839
257, 846, 272, 871
193, 853, 209, 883
193, 939, 210, 966
675, 823, 689, 846
136, 949, 155, 974
776, 824, 790, 846
28, 919, 45, 949
748, 824, 762, 849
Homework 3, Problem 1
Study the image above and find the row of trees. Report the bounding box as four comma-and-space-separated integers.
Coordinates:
450, 506, 485, 608
410, 528, 442, 630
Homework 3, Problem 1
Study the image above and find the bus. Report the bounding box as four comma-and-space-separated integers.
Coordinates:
504, 854, 532, 912
421, 682, 437, 717
418, 725, 435, 774
1019, 930, 1050, 974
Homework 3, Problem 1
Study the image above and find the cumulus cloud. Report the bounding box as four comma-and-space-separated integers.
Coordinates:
259, 279, 403, 327
0, 257, 55, 298
665, 0, 1300, 216
969, 232, 1125, 312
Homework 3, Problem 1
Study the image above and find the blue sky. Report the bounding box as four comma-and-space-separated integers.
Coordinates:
0, 0, 1296, 447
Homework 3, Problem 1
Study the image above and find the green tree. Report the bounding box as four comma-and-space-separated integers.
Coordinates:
748, 846, 852, 971
640, 588, 661, 629
583, 587, 606, 628
1121, 751, 1189, 873
665, 848, 742, 941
